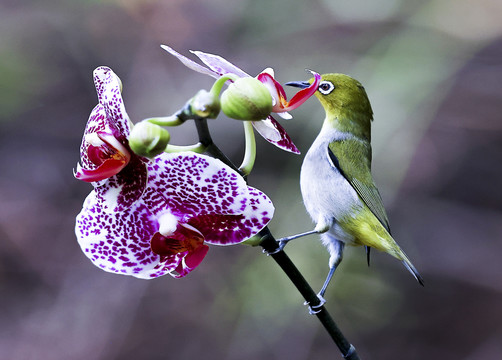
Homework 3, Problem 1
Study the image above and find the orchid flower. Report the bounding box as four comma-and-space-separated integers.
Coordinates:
161, 45, 321, 154
74, 66, 148, 208
75, 67, 274, 278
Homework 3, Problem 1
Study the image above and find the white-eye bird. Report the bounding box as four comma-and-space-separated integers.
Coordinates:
282, 73, 424, 303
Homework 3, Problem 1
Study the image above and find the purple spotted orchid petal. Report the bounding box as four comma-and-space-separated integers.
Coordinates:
76, 192, 181, 279
187, 186, 273, 246
95, 155, 148, 211
144, 153, 252, 218
76, 152, 275, 279
252, 116, 300, 154
91, 66, 132, 141
75, 66, 148, 208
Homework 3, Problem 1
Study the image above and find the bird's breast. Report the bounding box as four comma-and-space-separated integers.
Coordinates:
300, 131, 362, 231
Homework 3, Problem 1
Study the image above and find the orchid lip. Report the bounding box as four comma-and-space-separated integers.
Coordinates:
74, 158, 129, 182
95, 132, 130, 158
74, 132, 131, 183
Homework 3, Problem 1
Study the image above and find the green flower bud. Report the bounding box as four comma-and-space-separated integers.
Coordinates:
221, 77, 273, 121
190, 89, 221, 119
241, 234, 263, 246
129, 121, 170, 158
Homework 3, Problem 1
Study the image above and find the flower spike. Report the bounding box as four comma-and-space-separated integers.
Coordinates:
75, 67, 275, 278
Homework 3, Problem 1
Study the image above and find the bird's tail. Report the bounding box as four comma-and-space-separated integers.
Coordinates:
401, 256, 424, 286
387, 242, 424, 286
368, 230, 424, 285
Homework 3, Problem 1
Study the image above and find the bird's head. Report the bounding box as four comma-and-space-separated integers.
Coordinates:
286, 73, 373, 137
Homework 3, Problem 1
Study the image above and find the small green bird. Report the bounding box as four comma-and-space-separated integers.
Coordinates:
282, 73, 424, 304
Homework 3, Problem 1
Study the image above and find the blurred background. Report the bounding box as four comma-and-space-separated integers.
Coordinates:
1, 0, 502, 359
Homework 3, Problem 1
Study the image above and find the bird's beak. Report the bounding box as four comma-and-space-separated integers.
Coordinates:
285, 81, 311, 89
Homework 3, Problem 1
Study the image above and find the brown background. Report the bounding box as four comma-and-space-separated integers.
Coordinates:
1, 0, 502, 359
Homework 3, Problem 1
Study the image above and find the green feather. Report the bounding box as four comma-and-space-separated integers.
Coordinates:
328, 139, 390, 232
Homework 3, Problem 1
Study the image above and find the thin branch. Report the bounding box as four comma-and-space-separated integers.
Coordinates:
259, 228, 360, 360
193, 116, 361, 360
238, 121, 256, 176
194, 118, 246, 177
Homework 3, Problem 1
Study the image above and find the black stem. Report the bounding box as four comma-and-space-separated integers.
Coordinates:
259, 228, 360, 360
194, 119, 240, 172
193, 116, 360, 360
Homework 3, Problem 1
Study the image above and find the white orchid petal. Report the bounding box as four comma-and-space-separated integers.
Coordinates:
191, 50, 250, 78
161, 45, 219, 79
277, 111, 293, 120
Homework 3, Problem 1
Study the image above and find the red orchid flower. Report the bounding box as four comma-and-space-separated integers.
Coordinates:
161, 45, 321, 154
257, 68, 319, 116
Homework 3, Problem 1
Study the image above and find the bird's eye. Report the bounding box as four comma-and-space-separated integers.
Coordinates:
318, 81, 335, 95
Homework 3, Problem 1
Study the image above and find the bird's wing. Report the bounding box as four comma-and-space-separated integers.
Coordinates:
328, 139, 391, 232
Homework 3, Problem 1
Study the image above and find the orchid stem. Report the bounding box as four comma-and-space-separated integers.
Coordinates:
189, 101, 360, 360
258, 228, 360, 360
210, 73, 240, 97
184, 93, 360, 360
193, 118, 243, 176
238, 121, 256, 176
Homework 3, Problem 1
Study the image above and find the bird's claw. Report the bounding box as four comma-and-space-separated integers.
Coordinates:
307, 306, 322, 315
263, 240, 286, 256
303, 294, 326, 315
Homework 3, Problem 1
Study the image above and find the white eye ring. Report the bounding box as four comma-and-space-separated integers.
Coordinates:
318, 81, 335, 95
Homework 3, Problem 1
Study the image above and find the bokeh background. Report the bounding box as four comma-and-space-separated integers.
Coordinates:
1, 0, 502, 359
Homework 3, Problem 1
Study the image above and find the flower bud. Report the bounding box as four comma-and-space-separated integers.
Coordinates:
220, 77, 273, 121
241, 234, 262, 246
190, 89, 221, 119
128, 121, 170, 158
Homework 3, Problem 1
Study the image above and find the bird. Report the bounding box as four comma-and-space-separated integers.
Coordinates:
280, 73, 424, 306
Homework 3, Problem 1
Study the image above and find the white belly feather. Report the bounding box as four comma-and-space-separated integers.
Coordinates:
300, 129, 363, 244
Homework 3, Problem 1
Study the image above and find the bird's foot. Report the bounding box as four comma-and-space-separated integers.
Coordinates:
303, 294, 326, 315
262, 240, 287, 255
264, 229, 318, 256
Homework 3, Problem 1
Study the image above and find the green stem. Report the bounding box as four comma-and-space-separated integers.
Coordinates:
209, 73, 240, 97
145, 115, 184, 127
239, 121, 256, 176
145, 74, 238, 129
